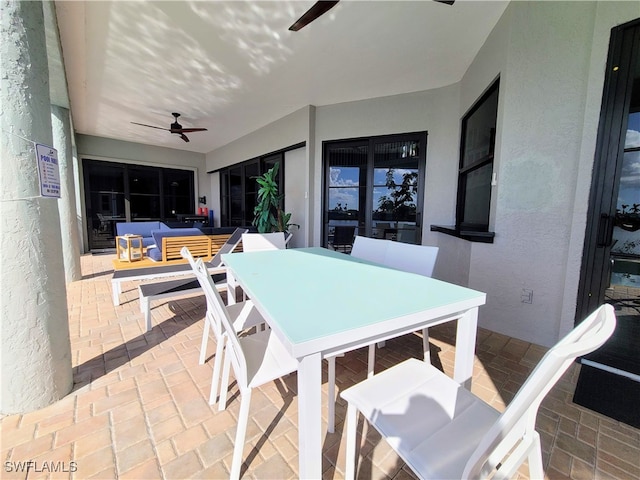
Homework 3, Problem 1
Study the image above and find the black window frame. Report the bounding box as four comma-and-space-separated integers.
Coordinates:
322, 131, 427, 246
431, 79, 499, 243
218, 153, 286, 227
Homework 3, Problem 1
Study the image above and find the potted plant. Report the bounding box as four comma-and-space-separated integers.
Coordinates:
252, 162, 298, 233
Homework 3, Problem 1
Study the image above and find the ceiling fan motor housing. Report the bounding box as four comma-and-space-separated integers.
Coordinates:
171, 112, 182, 131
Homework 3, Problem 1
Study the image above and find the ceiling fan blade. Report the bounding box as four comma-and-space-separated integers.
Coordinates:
289, 1, 339, 32
433, 0, 455, 5
131, 122, 169, 131
172, 128, 208, 133
133, 114, 202, 142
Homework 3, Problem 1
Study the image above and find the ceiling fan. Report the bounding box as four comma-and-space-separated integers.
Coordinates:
131, 112, 207, 143
288, 0, 454, 32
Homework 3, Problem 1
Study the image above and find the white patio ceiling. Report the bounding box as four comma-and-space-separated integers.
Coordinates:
55, 0, 509, 154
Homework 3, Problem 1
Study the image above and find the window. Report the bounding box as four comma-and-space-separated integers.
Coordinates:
457, 79, 499, 234
219, 153, 284, 227
323, 132, 426, 246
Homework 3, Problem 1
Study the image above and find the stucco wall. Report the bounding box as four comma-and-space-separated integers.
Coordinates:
284, 147, 308, 249
205, 107, 312, 172
460, 1, 640, 346
205, 106, 313, 243
457, 1, 597, 345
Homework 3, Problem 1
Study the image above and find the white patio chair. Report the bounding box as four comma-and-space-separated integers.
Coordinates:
186, 253, 298, 479
181, 247, 265, 406
382, 242, 438, 278
182, 248, 341, 474
367, 242, 439, 376
235, 231, 288, 304
351, 238, 439, 376
241, 231, 287, 251
341, 304, 616, 480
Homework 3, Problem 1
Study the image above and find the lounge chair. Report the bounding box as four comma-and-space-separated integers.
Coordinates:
111, 227, 247, 307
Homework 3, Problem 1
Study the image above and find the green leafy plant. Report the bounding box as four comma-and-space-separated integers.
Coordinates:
252, 163, 298, 233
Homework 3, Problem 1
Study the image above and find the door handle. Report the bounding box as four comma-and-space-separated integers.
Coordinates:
596, 213, 614, 247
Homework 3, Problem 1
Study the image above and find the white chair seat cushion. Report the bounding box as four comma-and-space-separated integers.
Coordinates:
241, 330, 299, 388
341, 358, 499, 479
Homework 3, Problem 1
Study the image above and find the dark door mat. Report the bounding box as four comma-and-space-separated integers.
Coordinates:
573, 364, 640, 429
581, 314, 640, 375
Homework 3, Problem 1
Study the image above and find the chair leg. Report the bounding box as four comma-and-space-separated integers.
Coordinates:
199, 316, 211, 365
327, 356, 336, 433
218, 341, 232, 411
209, 336, 226, 405
230, 388, 252, 480
367, 344, 376, 378
344, 402, 358, 480
112, 280, 121, 306
142, 297, 152, 332
422, 327, 431, 364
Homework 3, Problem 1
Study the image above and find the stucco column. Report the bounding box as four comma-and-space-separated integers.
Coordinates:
0, 0, 73, 413
51, 105, 82, 282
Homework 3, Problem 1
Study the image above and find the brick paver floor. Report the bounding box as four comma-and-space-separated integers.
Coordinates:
1, 253, 638, 479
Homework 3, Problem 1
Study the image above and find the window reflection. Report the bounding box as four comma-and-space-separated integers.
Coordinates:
372, 142, 419, 242
324, 134, 425, 246
462, 164, 492, 227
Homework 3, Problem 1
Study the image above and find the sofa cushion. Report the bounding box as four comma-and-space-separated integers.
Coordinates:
116, 221, 170, 238
115, 221, 171, 248
147, 228, 204, 261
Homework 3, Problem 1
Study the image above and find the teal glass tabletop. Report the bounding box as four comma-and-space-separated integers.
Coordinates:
222, 247, 485, 347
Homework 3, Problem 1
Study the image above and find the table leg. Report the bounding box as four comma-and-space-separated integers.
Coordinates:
226, 271, 237, 305
453, 306, 478, 389
112, 280, 121, 306
297, 352, 323, 479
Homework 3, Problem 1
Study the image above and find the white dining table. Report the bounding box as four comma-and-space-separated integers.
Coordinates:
222, 247, 486, 479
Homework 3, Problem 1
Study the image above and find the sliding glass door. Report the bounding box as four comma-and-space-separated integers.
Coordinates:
84, 161, 126, 250
323, 132, 426, 248
219, 153, 285, 227
83, 159, 195, 250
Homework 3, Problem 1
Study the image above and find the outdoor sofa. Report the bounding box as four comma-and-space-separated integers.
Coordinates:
111, 227, 247, 306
